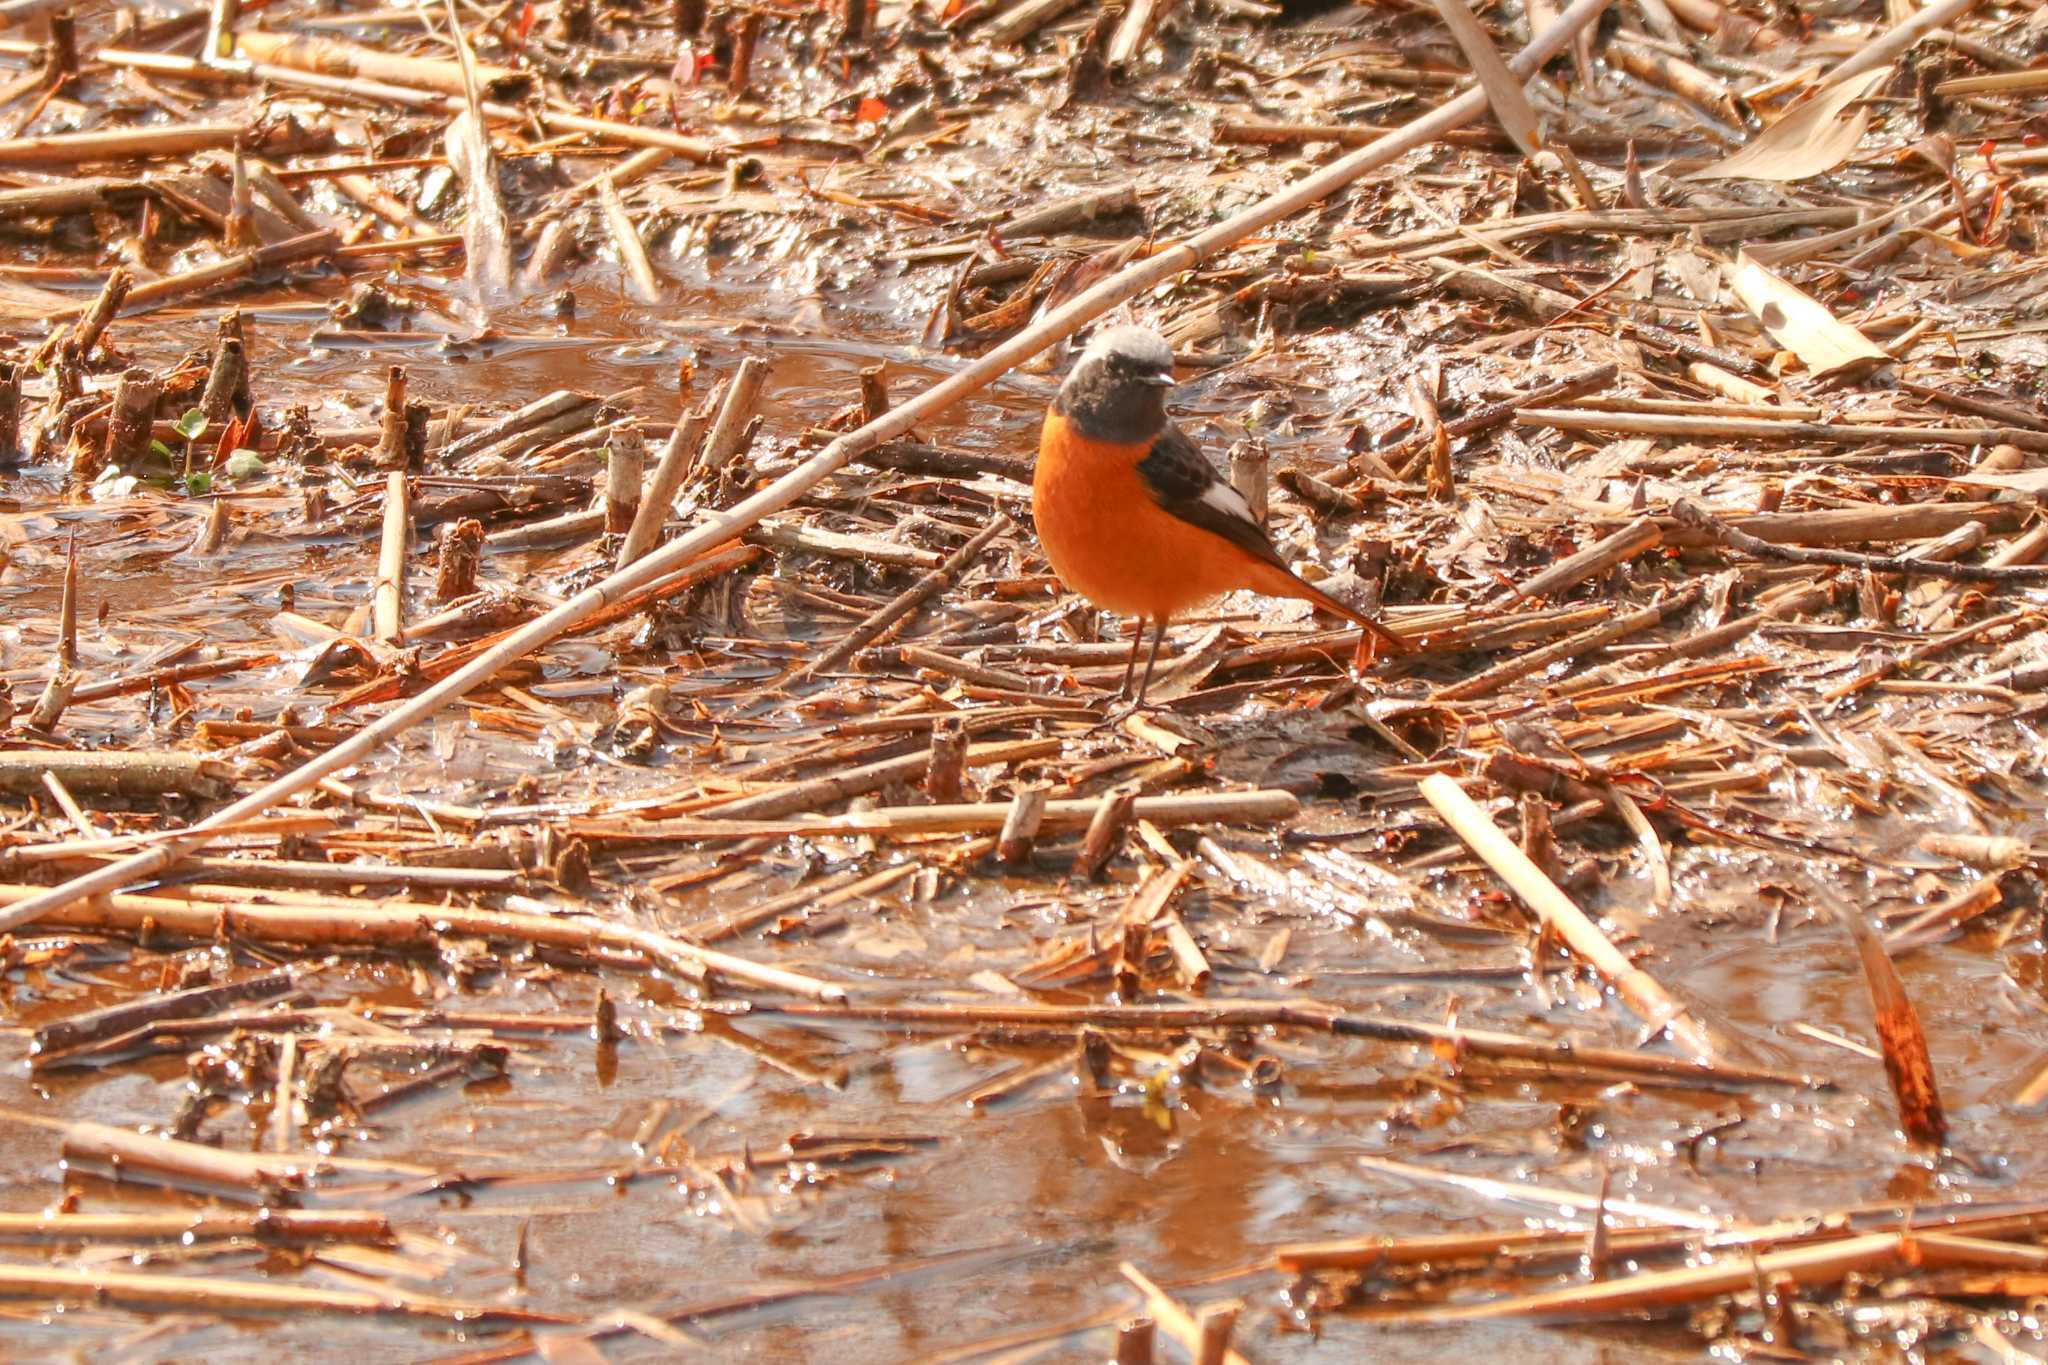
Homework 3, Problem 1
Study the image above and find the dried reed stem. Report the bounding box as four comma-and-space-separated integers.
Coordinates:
0, 0, 1618, 935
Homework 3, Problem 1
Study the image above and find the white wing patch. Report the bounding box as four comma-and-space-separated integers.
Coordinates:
1197, 479, 1260, 533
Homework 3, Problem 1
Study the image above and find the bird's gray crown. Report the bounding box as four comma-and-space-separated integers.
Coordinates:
1082, 325, 1174, 373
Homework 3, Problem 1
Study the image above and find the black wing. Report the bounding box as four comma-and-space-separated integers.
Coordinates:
1134, 421, 1289, 571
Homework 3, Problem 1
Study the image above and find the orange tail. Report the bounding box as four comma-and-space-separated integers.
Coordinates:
1249, 561, 1412, 656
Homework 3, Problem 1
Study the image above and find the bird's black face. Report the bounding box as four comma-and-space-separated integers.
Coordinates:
1055, 347, 1175, 444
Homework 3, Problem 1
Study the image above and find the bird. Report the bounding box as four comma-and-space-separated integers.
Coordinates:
1032, 324, 1409, 705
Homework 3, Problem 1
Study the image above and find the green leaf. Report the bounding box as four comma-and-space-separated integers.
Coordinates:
185, 471, 213, 495
149, 439, 173, 460
174, 408, 207, 440
224, 448, 264, 480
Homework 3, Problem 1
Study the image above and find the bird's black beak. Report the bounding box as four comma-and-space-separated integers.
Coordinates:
1139, 371, 1176, 387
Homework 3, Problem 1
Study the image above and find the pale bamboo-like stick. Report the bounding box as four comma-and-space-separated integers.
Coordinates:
1821, 0, 1975, 88
1660, 501, 2021, 549
58, 1118, 433, 1187
695, 356, 770, 480
1435, 586, 1700, 702
0, 122, 246, 164
1, 814, 333, 863
1936, 68, 2048, 96
1359, 1154, 1719, 1229
1106, 0, 1173, 66
234, 29, 520, 93
54, 227, 341, 320
0, 751, 233, 799
1517, 409, 2048, 451
40, 772, 100, 840
2017, 1060, 2048, 1110
371, 470, 408, 641
224, 38, 729, 164
998, 783, 1050, 864
694, 736, 1063, 822
1506, 515, 1662, 602
687, 863, 925, 943
0, 0, 74, 29
0, 883, 846, 1002
619, 404, 709, 567
794, 516, 1013, 683
603, 789, 1302, 840
599, 175, 661, 304
1418, 774, 1717, 1060
1279, 1197, 2048, 1272
1912, 1232, 2048, 1271
0, 0, 1617, 937
74, 40, 727, 166
0, 1210, 392, 1243
555, 146, 673, 208
753, 998, 1814, 1086
0, 1262, 571, 1323
1418, 1232, 1903, 1321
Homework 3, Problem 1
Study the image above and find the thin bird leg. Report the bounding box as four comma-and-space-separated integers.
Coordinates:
1117, 618, 1147, 699
1132, 618, 1169, 706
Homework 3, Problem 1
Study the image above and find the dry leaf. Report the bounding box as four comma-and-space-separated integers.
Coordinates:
1691, 67, 1889, 182
1838, 901, 1947, 1148
1727, 252, 1888, 378
1953, 468, 2048, 493
1905, 228, 2001, 260
1431, 0, 1542, 157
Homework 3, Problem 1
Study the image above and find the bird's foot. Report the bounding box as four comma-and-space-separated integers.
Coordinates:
1090, 693, 1167, 732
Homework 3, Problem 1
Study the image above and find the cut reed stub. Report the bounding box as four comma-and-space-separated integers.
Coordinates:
433, 518, 485, 603
102, 366, 160, 471
996, 784, 1050, 865
1072, 784, 1139, 882
0, 360, 20, 464
924, 719, 969, 804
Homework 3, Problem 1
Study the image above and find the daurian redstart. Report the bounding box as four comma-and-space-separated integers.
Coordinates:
1033, 325, 1408, 703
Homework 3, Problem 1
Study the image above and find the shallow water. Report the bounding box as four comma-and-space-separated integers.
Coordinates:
4, 1, 2048, 1360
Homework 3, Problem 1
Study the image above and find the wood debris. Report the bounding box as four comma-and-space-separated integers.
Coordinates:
0, 0, 2045, 1354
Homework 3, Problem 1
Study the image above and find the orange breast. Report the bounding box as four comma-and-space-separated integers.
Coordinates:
1033, 411, 1261, 621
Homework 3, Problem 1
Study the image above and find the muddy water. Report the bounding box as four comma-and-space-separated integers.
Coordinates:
5, 849, 2047, 1362
3, 147, 2048, 1365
